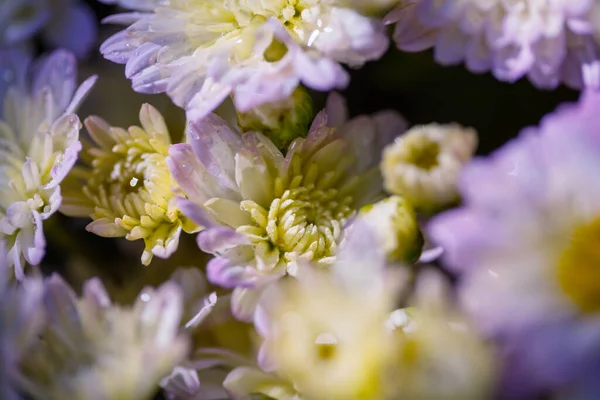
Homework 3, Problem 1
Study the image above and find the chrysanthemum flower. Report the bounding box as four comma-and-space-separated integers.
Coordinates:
229, 220, 399, 400
19, 274, 189, 400
61, 104, 196, 266
168, 93, 406, 320
99, 0, 388, 120
387, 269, 497, 400
381, 123, 477, 213
0, 49, 96, 278
0, 0, 97, 58
226, 222, 495, 399
429, 90, 600, 398
387, 0, 600, 89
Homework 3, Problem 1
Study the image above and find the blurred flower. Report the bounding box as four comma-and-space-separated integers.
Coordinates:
61, 104, 196, 265
387, 0, 600, 89
0, 0, 97, 58
429, 90, 600, 398
0, 49, 96, 278
19, 274, 189, 400
99, 0, 388, 120
381, 123, 477, 213
387, 269, 497, 399
236, 86, 314, 150
359, 195, 423, 263
169, 93, 406, 320
0, 242, 44, 400
235, 219, 400, 400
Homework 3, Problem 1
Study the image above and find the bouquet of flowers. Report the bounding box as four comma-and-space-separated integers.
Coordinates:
1, 0, 599, 399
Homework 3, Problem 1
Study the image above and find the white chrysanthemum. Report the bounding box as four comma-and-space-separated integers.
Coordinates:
19, 275, 189, 400
387, 269, 497, 400
168, 93, 405, 320
229, 220, 400, 400
0, 49, 96, 278
226, 223, 495, 400
100, 0, 388, 120
62, 104, 197, 265
387, 0, 600, 89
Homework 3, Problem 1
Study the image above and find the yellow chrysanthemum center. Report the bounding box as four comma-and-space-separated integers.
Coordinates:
178, 0, 317, 61
238, 170, 354, 268
65, 105, 191, 265
557, 217, 600, 313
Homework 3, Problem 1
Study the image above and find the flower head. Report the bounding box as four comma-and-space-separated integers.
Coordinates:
381, 123, 477, 213
0, 49, 96, 278
100, 0, 388, 119
169, 93, 406, 320
19, 274, 189, 400
228, 221, 495, 400
234, 219, 400, 400
61, 104, 195, 265
359, 195, 423, 263
387, 0, 600, 89
386, 269, 497, 400
429, 90, 600, 397
0, 0, 97, 58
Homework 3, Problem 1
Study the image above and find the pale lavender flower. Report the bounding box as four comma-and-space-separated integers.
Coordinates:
99, 0, 388, 120
0, 0, 97, 58
19, 274, 189, 400
0, 242, 44, 400
429, 90, 600, 398
0, 49, 96, 278
387, 0, 600, 89
168, 93, 406, 321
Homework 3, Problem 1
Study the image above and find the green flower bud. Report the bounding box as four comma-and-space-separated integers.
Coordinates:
360, 196, 424, 264
236, 86, 314, 150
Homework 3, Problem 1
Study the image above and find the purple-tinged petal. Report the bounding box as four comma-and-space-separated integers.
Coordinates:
173, 197, 218, 228
31, 49, 77, 113
325, 91, 348, 128
45, 139, 82, 190
65, 75, 97, 114
186, 114, 243, 191
206, 256, 261, 289
231, 286, 263, 323
102, 12, 149, 25
197, 226, 249, 254
23, 210, 45, 266
418, 246, 444, 264
43, 273, 82, 330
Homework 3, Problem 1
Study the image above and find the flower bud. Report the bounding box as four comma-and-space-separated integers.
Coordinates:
381, 124, 477, 213
236, 86, 314, 150
360, 196, 424, 263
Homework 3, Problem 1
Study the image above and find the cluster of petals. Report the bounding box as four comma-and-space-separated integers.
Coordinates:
99, 0, 389, 120
0, 49, 95, 277
168, 93, 405, 321
387, 0, 600, 89
429, 89, 600, 398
